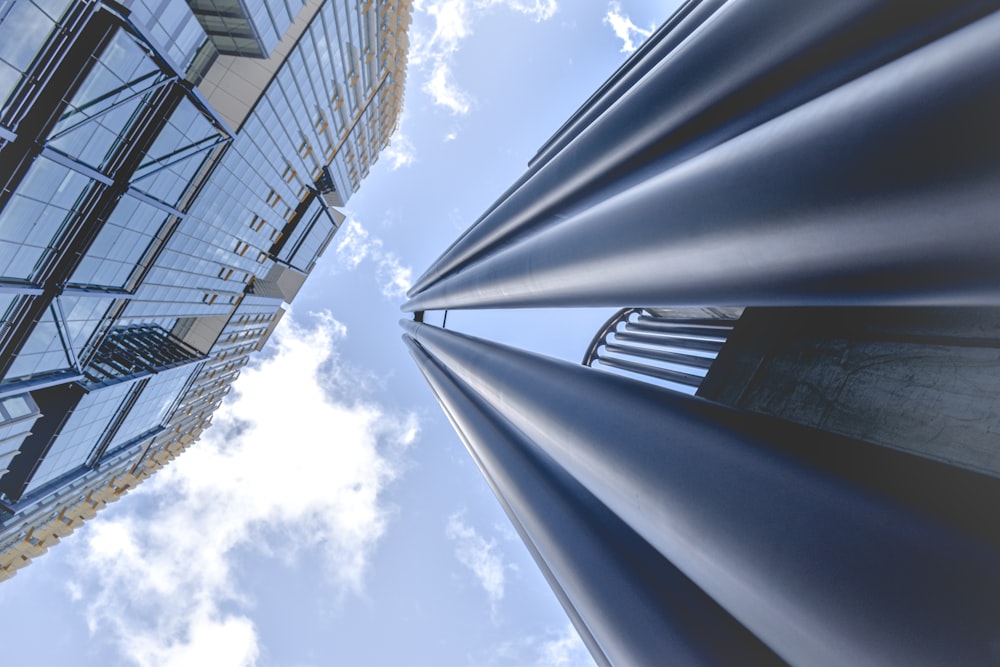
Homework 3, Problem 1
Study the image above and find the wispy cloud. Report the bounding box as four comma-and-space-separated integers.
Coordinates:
537, 624, 593, 666
487, 623, 594, 666
334, 218, 413, 298
604, 2, 653, 53
478, 0, 556, 21
382, 131, 416, 170
411, 0, 558, 113
336, 218, 374, 268
68, 313, 419, 667
410, 0, 472, 113
446, 511, 509, 613
425, 61, 472, 114
376, 253, 413, 299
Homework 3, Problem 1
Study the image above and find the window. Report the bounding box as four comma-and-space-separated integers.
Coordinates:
297, 139, 312, 159
314, 111, 328, 133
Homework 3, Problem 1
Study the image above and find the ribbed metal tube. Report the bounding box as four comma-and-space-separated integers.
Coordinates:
405, 10, 1000, 312
406, 337, 611, 667
407, 0, 1000, 301
402, 319, 1000, 667
405, 335, 785, 667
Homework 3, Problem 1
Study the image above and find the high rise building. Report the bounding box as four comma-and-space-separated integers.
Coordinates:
402, 2, 1000, 666
0, 0, 411, 580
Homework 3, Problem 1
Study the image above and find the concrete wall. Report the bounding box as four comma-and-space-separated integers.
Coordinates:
699, 308, 1000, 478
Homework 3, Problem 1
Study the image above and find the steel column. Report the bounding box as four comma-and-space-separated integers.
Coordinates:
401, 319, 1000, 667
408, 0, 1000, 299
416, 0, 725, 278
404, 9, 1000, 311
406, 335, 784, 667
410, 348, 611, 667
524, 0, 724, 171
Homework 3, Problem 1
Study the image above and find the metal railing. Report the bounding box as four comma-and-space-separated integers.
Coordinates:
582, 307, 742, 392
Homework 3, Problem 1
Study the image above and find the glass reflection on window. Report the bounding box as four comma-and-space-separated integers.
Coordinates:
48, 30, 163, 172
56, 294, 115, 361
0, 156, 93, 281
3, 304, 71, 381
131, 97, 221, 205
22, 380, 134, 494
70, 194, 168, 289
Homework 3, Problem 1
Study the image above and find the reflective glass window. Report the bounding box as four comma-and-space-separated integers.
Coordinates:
286, 208, 333, 272
131, 97, 220, 205
0, 389, 40, 472
0, 57, 20, 109
0, 394, 35, 420
278, 196, 319, 262
4, 304, 70, 381
0, 0, 56, 73
48, 31, 162, 172
48, 95, 146, 170
106, 363, 193, 452
0, 156, 94, 280
29, 0, 71, 21
56, 294, 116, 359
22, 380, 134, 494
125, 0, 206, 68
0, 293, 18, 331
70, 194, 168, 288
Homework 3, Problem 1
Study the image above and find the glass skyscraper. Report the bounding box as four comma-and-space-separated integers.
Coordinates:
0, 0, 411, 580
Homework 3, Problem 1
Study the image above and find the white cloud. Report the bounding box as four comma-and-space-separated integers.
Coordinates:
477, 0, 557, 22
424, 61, 472, 115
537, 624, 592, 666
336, 218, 373, 268
334, 219, 413, 297
487, 624, 594, 666
412, 0, 558, 113
376, 252, 413, 299
66, 580, 83, 602
68, 313, 419, 667
446, 511, 508, 612
604, 2, 653, 53
408, 0, 469, 71
334, 218, 414, 298
427, 0, 472, 47
382, 131, 416, 170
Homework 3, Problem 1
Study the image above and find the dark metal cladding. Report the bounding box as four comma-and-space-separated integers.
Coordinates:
405, 3, 1000, 311
405, 333, 786, 667
402, 320, 1000, 667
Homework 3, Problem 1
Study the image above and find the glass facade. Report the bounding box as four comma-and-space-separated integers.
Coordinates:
22, 380, 136, 495
0, 393, 40, 480
0, 0, 412, 580
186, 0, 302, 57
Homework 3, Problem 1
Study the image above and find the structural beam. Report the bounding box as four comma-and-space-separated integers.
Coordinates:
401, 319, 1000, 667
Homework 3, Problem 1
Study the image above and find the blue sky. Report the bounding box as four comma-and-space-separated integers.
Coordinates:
0, 2, 676, 665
